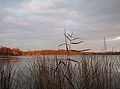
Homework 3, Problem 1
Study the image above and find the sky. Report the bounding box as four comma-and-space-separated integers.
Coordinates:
0, 0, 120, 51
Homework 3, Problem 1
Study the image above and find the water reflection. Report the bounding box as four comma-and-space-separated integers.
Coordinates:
0, 55, 120, 89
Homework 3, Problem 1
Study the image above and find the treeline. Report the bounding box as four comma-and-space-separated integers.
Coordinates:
22, 50, 120, 56
0, 46, 22, 56
88, 51, 120, 55
22, 50, 82, 56
0, 46, 120, 56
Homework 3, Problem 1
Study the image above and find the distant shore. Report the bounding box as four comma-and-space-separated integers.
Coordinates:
22, 50, 120, 56
0, 46, 120, 56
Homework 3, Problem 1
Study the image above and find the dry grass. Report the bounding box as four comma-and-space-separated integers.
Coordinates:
0, 55, 120, 89
0, 59, 19, 89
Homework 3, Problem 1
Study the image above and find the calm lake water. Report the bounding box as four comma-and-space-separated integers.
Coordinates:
0, 55, 120, 89
0, 55, 120, 72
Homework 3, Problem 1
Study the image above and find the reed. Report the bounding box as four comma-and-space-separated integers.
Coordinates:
0, 59, 19, 89
15, 55, 120, 89
0, 55, 120, 89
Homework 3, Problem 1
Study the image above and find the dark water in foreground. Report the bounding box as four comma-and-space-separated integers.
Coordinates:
0, 55, 120, 89
0, 55, 120, 73
0, 55, 120, 74
1, 55, 120, 68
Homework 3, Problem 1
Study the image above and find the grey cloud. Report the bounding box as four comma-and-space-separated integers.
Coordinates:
54, 0, 120, 24
0, 0, 29, 9
0, 0, 120, 50
77, 26, 120, 40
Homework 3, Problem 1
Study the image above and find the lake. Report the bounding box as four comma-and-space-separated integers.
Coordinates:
0, 55, 120, 89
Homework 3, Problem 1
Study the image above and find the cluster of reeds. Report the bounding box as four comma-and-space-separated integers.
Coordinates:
0, 46, 120, 89
0, 59, 19, 89
2, 55, 118, 89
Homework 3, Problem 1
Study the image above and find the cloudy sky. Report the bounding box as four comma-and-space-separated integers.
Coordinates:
0, 0, 120, 51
